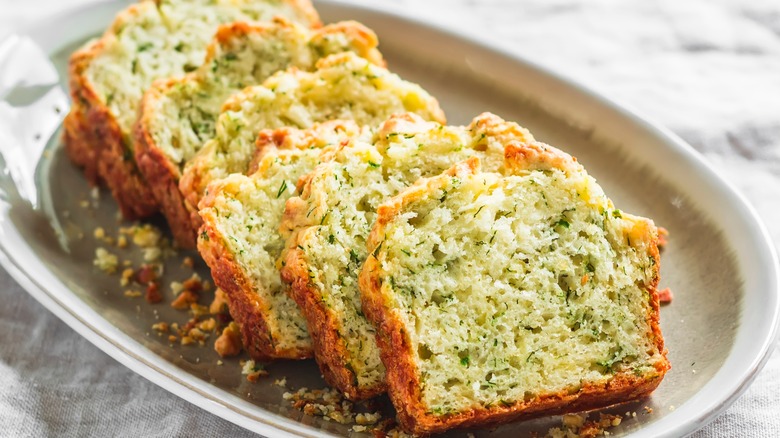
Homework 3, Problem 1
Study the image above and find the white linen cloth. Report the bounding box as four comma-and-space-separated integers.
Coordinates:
1, 0, 778, 436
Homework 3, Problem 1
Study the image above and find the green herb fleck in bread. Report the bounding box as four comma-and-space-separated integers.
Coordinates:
198, 120, 368, 361
179, 51, 447, 238
279, 112, 534, 400
359, 150, 670, 434
136, 18, 383, 248
64, 0, 320, 219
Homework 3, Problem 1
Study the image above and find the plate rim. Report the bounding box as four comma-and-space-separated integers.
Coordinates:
1, 1, 777, 437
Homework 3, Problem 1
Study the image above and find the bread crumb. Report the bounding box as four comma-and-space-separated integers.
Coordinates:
182, 256, 194, 268
124, 290, 142, 298
117, 235, 128, 248
198, 318, 217, 332
171, 290, 198, 309
152, 322, 169, 332
241, 360, 269, 382
182, 273, 203, 291
190, 303, 209, 317
145, 282, 163, 304
143, 247, 162, 262
562, 413, 585, 428
170, 281, 184, 296
131, 224, 161, 248
209, 288, 229, 314
93, 248, 118, 273
545, 413, 622, 438
93, 227, 105, 239
274, 377, 287, 387
658, 287, 673, 304
217, 360, 223, 366
120, 268, 134, 287
355, 412, 381, 425
214, 322, 242, 357
135, 263, 162, 284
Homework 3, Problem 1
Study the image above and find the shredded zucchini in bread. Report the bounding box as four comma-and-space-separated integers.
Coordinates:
135, 18, 383, 247
180, 51, 447, 235
279, 113, 534, 399
198, 121, 368, 360
360, 151, 670, 434
64, 0, 319, 218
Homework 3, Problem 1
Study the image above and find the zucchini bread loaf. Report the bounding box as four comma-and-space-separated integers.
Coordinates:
135, 18, 384, 248
198, 120, 367, 360
279, 113, 534, 400
359, 150, 670, 434
64, 0, 319, 219
180, 51, 446, 240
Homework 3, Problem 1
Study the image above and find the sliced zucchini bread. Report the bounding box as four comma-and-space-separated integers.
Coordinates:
135, 18, 384, 248
279, 113, 534, 400
359, 151, 670, 434
198, 120, 368, 360
180, 51, 447, 238
64, 0, 320, 219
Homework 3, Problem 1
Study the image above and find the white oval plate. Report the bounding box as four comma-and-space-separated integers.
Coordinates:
0, 1, 777, 437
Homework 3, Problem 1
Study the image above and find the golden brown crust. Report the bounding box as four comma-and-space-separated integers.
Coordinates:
65, 1, 322, 221
312, 20, 385, 67
134, 75, 199, 247
279, 134, 387, 399
283, 0, 322, 28
195, 121, 358, 362
137, 19, 381, 248
280, 230, 386, 400
198, 185, 312, 361
503, 140, 582, 174
64, 4, 160, 219
64, 41, 104, 186
360, 152, 670, 435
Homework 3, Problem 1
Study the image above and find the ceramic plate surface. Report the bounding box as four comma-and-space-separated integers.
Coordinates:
0, 1, 777, 437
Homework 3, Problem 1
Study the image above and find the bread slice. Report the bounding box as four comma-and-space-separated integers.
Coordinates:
198, 120, 367, 360
279, 113, 534, 400
359, 152, 670, 434
180, 51, 447, 238
64, 0, 320, 219
135, 18, 383, 248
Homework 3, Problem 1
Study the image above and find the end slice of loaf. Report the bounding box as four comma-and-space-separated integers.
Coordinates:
198, 120, 366, 361
359, 150, 670, 434
65, 0, 319, 219
180, 51, 447, 237
279, 113, 534, 400
135, 18, 383, 248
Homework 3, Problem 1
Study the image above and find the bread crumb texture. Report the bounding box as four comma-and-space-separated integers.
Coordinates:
199, 121, 367, 359
360, 139, 669, 433
84, 0, 318, 139
143, 18, 382, 170
180, 51, 446, 214
280, 113, 533, 398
